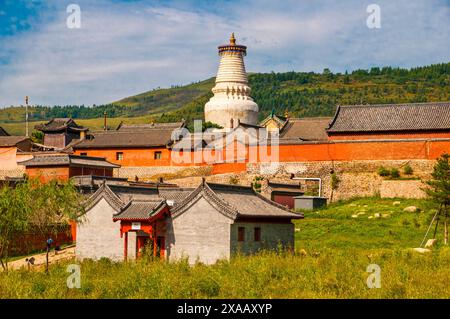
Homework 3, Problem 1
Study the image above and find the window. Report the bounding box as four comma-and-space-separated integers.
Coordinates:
254, 227, 261, 242
116, 152, 123, 161
154, 151, 162, 160
238, 227, 245, 242
80, 152, 87, 156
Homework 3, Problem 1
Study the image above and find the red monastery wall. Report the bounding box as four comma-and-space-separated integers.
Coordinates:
70, 138, 450, 178
328, 131, 450, 141
73, 147, 171, 167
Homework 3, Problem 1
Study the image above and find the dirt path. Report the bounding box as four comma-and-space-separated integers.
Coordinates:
3, 246, 76, 271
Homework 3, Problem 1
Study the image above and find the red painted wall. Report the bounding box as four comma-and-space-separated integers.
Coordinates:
26, 166, 70, 183
9, 224, 73, 256
328, 131, 450, 141
73, 139, 450, 175
272, 194, 295, 209
26, 166, 113, 183
73, 147, 171, 166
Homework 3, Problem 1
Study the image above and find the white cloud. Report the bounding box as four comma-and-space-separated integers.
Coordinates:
0, 0, 448, 107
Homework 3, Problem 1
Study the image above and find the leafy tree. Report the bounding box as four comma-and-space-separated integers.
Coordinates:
0, 179, 84, 272
28, 179, 85, 272
330, 173, 340, 190
1, 62, 449, 131
329, 172, 340, 202
0, 182, 32, 271
31, 130, 44, 144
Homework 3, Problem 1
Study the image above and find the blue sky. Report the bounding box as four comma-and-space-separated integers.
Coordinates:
0, 0, 449, 107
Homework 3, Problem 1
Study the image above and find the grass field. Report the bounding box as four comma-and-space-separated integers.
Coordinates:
1, 197, 449, 298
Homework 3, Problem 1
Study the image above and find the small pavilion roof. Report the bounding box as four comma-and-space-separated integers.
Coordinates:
259, 111, 288, 129
113, 199, 168, 221
35, 118, 87, 133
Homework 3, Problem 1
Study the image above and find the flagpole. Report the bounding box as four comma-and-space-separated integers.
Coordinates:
25, 96, 29, 137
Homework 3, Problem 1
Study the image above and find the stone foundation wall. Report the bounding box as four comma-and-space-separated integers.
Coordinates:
113, 160, 434, 201
0, 168, 25, 179
380, 180, 426, 199
113, 165, 213, 181
246, 160, 433, 201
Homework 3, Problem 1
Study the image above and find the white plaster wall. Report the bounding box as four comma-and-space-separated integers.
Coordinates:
166, 197, 233, 265
76, 198, 136, 261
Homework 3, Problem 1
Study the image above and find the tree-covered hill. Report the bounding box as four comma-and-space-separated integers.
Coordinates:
1, 63, 448, 134
163, 63, 450, 123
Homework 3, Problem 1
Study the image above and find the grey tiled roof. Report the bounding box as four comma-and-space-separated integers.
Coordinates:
113, 200, 167, 220
171, 181, 303, 220
280, 117, 332, 141
75, 127, 184, 149
0, 136, 28, 147
207, 183, 302, 219
117, 122, 185, 131
259, 113, 288, 128
35, 118, 87, 132
268, 181, 304, 194
327, 102, 450, 133
158, 188, 195, 206
84, 183, 125, 213
19, 154, 120, 168
108, 185, 161, 202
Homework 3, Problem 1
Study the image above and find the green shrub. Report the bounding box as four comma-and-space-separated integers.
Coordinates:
378, 166, 390, 177
252, 176, 263, 193
229, 176, 239, 185
390, 168, 400, 178
330, 173, 340, 190
403, 164, 413, 175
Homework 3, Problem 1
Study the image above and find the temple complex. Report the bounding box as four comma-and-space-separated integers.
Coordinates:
205, 33, 259, 129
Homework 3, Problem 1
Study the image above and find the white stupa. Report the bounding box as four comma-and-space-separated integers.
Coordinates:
204, 33, 259, 129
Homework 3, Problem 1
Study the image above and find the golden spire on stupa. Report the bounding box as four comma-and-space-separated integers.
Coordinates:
230, 32, 236, 45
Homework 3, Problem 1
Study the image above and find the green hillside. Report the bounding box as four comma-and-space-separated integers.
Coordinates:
1, 63, 449, 135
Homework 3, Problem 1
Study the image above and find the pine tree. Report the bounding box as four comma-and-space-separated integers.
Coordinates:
426, 153, 450, 244
426, 153, 450, 206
